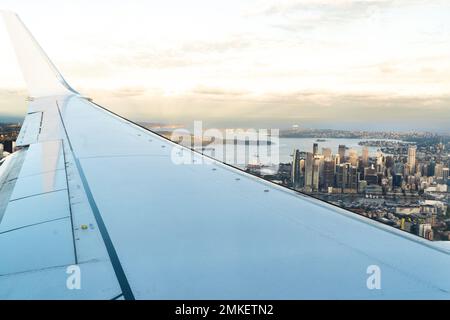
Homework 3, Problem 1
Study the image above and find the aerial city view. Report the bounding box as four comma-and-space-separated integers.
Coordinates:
2, 0, 450, 304
244, 128, 450, 241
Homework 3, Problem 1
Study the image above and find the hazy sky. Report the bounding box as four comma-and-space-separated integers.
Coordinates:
0, 0, 450, 132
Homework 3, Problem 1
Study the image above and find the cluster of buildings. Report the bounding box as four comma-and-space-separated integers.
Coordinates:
288, 142, 449, 240
291, 143, 449, 195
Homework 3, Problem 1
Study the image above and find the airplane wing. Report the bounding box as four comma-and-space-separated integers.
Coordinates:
1, 12, 450, 300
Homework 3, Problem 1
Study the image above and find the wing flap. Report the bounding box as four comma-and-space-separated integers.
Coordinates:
0, 260, 121, 300
15, 111, 42, 147
0, 190, 69, 233
0, 139, 123, 299
18, 140, 65, 177
0, 218, 75, 275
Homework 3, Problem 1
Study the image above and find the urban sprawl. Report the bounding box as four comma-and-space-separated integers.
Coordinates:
247, 130, 450, 241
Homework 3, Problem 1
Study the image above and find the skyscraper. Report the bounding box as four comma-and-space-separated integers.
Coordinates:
376, 152, 385, 172
322, 148, 332, 160
393, 174, 403, 188
443, 168, 449, 181
336, 163, 348, 191
312, 157, 320, 191
408, 146, 417, 175
338, 145, 346, 162
304, 152, 314, 191
313, 143, 319, 156
347, 166, 359, 192
435, 163, 444, 179
336, 163, 358, 192
323, 160, 335, 189
364, 165, 378, 185
428, 161, 436, 177
291, 149, 302, 189
348, 149, 358, 167
385, 156, 394, 168
362, 147, 369, 167
335, 154, 341, 165
3, 140, 14, 153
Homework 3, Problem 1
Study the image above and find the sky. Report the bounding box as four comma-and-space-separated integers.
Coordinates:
0, 0, 450, 132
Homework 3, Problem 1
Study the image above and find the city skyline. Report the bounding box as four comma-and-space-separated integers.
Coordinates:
285, 140, 449, 240
0, 0, 450, 132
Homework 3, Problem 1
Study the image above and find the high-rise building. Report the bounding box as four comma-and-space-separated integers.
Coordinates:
338, 145, 346, 162
418, 223, 433, 240
435, 163, 444, 179
428, 161, 435, 177
348, 149, 358, 167
322, 148, 332, 160
385, 156, 394, 169
407, 146, 417, 175
420, 163, 428, 177
323, 160, 335, 189
443, 168, 449, 181
362, 147, 369, 167
313, 143, 319, 156
291, 149, 302, 189
336, 163, 358, 192
336, 163, 348, 190
304, 152, 313, 190
335, 154, 341, 165
376, 152, 385, 173
364, 165, 378, 185
348, 165, 359, 191
312, 157, 320, 191
316, 154, 325, 186
3, 140, 14, 153
393, 174, 403, 188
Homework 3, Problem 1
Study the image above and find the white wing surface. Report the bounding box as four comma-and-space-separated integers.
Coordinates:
1, 12, 450, 300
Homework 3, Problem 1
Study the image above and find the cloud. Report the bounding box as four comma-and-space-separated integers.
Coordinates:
261, 90, 450, 108
247, 0, 406, 33
0, 88, 27, 96
191, 86, 250, 97
257, 0, 393, 17
111, 87, 147, 98
181, 37, 254, 54
0, 88, 27, 118
107, 35, 257, 70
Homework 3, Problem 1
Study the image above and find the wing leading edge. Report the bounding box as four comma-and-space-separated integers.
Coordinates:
1, 12, 450, 300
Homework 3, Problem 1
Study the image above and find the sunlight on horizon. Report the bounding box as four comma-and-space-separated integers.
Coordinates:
0, 0, 449, 132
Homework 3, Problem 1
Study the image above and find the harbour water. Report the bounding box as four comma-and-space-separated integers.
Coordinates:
212, 137, 402, 168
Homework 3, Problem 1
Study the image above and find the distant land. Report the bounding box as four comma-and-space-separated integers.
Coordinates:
280, 128, 450, 142
0, 116, 24, 123
1, 117, 449, 143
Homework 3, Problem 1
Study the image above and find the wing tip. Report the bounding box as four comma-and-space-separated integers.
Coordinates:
2, 11, 79, 98
1, 10, 18, 19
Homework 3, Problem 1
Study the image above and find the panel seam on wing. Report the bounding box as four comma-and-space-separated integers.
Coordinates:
9, 188, 67, 202
0, 216, 70, 235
